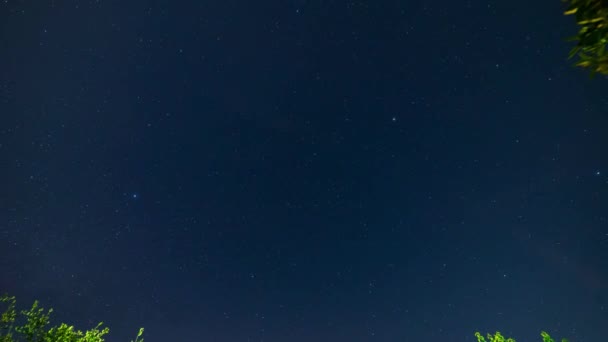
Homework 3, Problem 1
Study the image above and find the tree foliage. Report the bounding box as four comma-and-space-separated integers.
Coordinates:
474, 330, 570, 342
0, 294, 143, 342
563, 0, 608, 76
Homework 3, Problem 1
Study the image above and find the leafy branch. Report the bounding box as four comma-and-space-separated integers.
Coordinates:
474, 330, 570, 342
0, 294, 143, 342
563, 0, 608, 76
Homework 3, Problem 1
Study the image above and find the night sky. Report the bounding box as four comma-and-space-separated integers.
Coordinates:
2, 1, 608, 342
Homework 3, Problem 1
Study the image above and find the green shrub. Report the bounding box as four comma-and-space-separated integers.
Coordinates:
0, 294, 143, 342
474, 330, 570, 342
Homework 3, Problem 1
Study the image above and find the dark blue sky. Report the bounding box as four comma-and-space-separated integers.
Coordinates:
2, 1, 608, 342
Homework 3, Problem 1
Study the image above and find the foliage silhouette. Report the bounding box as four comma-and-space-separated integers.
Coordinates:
475, 330, 570, 342
0, 294, 144, 342
563, 0, 608, 76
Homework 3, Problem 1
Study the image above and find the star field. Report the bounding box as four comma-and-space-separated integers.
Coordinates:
1, 1, 608, 342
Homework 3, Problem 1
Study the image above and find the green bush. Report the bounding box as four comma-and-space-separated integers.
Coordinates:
0, 294, 143, 342
474, 330, 569, 342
